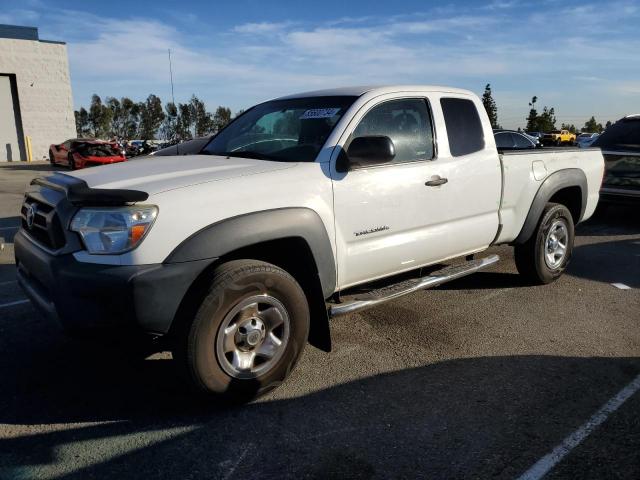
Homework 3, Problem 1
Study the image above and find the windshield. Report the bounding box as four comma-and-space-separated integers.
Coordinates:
202, 96, 356, 162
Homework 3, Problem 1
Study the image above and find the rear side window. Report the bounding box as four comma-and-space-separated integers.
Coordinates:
514, 133, 534, 148
440, 98, 485, 157
494, 132, 514, 149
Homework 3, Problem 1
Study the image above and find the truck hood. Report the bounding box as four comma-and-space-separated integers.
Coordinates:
67, 154, 296, 195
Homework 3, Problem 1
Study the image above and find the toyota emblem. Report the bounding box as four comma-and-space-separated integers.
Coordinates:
26, 204, 37, 229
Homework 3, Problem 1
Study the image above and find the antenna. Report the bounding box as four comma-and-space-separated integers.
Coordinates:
168, 48, 176, 106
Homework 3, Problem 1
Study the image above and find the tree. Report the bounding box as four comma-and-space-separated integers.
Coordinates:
538, 106, 556, 132
74, 107, 91, 137
176, 103, 193, 140
213, 106, 232, 133
88, 94, 113, 138
583, 116, 598, 133
481, 83, 499, 129
160, 102, 179, 142
138, 94, 165, 140
189, 95, 215, 137
582, 116, 605, 133
525, 96, 538, 132
525, 96, 556, 132
561, 123, 577, 134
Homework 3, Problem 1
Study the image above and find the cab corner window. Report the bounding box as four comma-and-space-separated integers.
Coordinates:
349, 98, 434, 165
440, 97, 485, 157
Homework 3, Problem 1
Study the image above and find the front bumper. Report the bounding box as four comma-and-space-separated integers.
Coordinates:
15, 230, 214, 334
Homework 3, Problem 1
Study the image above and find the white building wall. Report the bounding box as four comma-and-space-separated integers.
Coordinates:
0, 37, 76, 161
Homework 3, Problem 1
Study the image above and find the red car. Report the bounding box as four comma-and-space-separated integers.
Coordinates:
49, 139, 126, 170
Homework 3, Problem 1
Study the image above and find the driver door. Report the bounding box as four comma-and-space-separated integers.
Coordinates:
331, 96, 440, 288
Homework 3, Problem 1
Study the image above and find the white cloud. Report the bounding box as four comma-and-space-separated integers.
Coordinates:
2, 1, 637, 128
233, 22, 291, 34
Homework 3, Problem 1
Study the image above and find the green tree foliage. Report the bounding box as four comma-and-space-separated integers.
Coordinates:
481, 83, 499, 129
138, 94, 165, 140
561, 123, 577, 134
74, 107, 91, 137
75, 93, 231, 141
176, 103, 193, 140
525, 96, 556, 132
525, 96, 538, 131
213, 106, 232, 133
106, 97, 140, 139
88, 94, 113, 139
160, 102, 179, 142
582, 116, 604, 133
190, 95, 215, 137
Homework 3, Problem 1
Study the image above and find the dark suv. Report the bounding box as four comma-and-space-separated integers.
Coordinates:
592, 115, 640, 204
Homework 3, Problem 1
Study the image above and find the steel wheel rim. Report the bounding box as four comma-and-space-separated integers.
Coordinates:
544, 219, 568, 269
216, 294, 290, 379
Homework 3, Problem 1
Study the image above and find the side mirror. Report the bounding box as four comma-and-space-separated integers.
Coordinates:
347, 136, 395, 168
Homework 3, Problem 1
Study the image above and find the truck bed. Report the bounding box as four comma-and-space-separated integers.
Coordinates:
495, 148, 604, 244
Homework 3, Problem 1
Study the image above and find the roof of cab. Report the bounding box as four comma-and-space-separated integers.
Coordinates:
275, 85, 474, 100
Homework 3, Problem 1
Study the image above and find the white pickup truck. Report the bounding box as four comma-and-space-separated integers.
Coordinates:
16, 86, 604, 402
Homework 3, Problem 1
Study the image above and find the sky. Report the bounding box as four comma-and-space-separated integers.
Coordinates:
1, 0, 639, 129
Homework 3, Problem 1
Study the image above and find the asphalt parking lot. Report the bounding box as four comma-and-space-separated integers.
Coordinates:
0, 162, 638, 480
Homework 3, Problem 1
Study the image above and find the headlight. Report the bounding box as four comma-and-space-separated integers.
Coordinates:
70, 206, 158, 254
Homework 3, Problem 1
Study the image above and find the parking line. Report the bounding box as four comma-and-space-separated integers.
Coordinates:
517, 373, 640, 480
0, 299, 30, 309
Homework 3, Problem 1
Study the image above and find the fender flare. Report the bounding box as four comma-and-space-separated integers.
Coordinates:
515, 168, 587, 244
164, 207, 337, 298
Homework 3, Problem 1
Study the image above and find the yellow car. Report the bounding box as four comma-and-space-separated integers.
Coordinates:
542, 129, 577, 146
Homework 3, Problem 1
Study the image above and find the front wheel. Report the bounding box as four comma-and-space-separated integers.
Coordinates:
514, 203, 575, 284
67, 153, 76, 170
173, 260, 310, 403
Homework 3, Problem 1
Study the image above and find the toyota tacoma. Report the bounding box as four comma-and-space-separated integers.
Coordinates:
16, 86, 604, 402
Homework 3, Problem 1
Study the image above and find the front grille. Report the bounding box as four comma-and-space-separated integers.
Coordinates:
20, 196, 67, 250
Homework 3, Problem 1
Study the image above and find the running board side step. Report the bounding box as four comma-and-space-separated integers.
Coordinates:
328, 254, 500, 318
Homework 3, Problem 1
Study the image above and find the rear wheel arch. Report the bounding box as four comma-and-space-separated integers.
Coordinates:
515, 169, 587, 244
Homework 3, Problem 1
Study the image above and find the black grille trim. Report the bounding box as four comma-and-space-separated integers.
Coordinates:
21, 197, 67, 250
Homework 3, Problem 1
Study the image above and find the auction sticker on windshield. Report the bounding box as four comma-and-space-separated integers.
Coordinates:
300, 108, 341, 119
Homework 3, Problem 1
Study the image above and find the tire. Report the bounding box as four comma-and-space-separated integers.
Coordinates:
514, 203, 574, 285
49, 150, 55, 165
173, 259, 310, 403
67, 153, 76, 170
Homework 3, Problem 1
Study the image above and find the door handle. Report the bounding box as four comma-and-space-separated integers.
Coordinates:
425, 176, 448, 187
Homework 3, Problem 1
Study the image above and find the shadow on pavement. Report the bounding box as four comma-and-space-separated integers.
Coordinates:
577, 204, 640, 237
569, 238, 640, 288
0, 337, 638, 479
436, 271, 526, 290
0, 216, 21, 244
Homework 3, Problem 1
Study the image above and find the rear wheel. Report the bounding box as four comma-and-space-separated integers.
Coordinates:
514, 203, 574, 284
173, 259, 309, 403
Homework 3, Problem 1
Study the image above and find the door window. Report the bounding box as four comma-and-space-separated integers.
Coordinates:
349, 98, 434, 164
